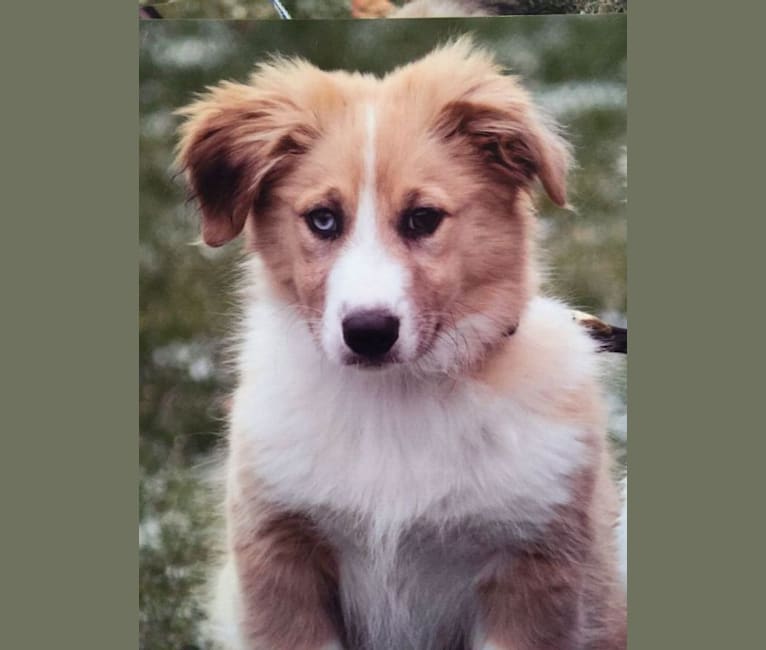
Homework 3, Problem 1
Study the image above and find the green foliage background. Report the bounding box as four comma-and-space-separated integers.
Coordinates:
140, 16, 626, 649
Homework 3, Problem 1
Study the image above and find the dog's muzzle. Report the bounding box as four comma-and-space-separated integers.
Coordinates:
342, 309, 400, 360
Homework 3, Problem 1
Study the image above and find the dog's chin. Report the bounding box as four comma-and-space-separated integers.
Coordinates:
337, 330, 442, 373
340, 352, 402, 371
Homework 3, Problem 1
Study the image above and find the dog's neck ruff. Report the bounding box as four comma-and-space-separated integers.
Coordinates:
229, 290, 599, 533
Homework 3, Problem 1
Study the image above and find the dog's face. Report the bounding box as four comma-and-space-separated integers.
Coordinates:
177, 40, 570, 371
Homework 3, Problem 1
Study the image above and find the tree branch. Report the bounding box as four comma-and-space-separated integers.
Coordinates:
573, 310, 627, 353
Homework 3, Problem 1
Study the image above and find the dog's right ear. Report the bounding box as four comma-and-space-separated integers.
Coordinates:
175, 73, 320, 247
400, 38, 572, 208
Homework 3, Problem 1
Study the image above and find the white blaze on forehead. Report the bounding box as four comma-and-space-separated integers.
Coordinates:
322, 104, 416, 360
348, 104, 382, 258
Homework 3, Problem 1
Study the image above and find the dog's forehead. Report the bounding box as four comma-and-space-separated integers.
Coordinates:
286, 55, 512, 216
315, 60, 457, 129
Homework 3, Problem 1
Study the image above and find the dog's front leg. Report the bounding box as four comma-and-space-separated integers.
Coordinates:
230, 501, 343, 650
476, 549, 585, 650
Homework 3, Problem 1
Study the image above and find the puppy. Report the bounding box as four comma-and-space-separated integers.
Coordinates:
177, 39, 626, 650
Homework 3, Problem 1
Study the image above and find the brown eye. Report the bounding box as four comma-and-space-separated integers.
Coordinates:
305, 208, 341, 239
400, 207, 445, 240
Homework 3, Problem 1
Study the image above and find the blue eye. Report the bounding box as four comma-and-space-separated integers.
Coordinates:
305, 208, 341, 239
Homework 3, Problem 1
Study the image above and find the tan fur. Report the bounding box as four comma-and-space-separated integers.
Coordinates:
177, 40, 570, 358
177, 40, 624, 650
476, 338, 625, 648
478, 465, 626, 650
473, 310, 626, 648
390, 0, 487, 17
351, 0, 398, 17
227, 452, 342, 649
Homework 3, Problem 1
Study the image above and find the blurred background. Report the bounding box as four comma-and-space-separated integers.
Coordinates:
140, 16, 626, 649
139, 0, 627, 20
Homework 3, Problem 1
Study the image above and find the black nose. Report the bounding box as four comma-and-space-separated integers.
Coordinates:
342, 310, 400, 359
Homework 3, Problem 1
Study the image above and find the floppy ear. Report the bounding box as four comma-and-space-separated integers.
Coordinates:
175, 79, 318, 246
436, 80, 572, 207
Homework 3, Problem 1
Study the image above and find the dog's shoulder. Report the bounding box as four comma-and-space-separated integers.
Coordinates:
478, 296, 600, 387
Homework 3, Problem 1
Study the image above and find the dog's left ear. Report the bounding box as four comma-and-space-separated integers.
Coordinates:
175, 70, 321, 247
437, 81, 572, 207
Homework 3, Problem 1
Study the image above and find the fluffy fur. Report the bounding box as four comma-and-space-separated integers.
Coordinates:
356, 0, 609, 19
390, 0, 536, 18
178, 39, 626, 650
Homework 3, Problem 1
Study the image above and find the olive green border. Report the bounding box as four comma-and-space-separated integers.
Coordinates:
626, 3, 764, 648
3, 1, 763, 649
3, 3, 138, 649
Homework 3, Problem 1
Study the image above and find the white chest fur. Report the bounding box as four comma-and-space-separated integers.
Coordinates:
217, 293, 604, 650
228, 294, 596, 536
